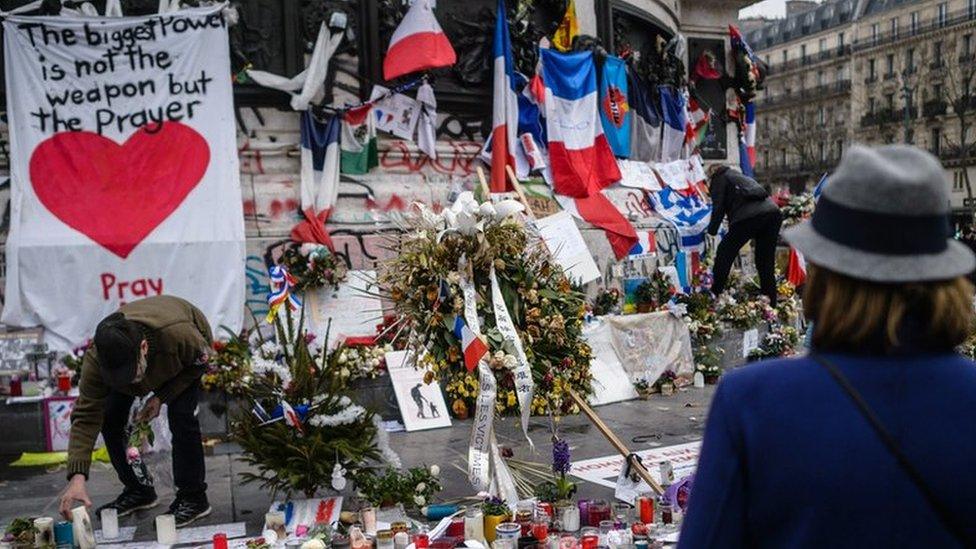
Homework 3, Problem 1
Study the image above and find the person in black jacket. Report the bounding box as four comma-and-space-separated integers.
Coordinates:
707, 164, 783, 305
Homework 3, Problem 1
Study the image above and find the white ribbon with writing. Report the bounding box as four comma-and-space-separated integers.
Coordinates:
489, 265, 536, 450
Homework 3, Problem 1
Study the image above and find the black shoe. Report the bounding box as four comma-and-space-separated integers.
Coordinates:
169, 497, 212, 527
97, 489, 159, 518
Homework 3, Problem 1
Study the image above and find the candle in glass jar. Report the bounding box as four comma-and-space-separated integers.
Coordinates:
53, 521, 73, 547
579, 527, 598, 549
637, 497, 654, 525
361, 507, 377, 536
531, 520, 549, 542
660, 500, 673, 526
213, 533, 229, 549
393, 532, 409, 549
558, 535, 578, 549
33, 517, 54, 548
71, 506, 96, 549
155, 514, 178, 545
100, 508, 119, 540
376, 530, 394, 549
413, 532, 430, 549
447, 517, 465, 538
464, 507, 484, 541
495, 522, 522, 543
586, 500, 610, 528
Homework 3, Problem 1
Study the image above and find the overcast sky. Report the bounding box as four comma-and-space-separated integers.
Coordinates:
739, 0, 801, 19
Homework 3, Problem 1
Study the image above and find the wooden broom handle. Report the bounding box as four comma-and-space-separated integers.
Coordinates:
505, 165, 537, 220
568, 389, 665, 496
476, 166, 492, 202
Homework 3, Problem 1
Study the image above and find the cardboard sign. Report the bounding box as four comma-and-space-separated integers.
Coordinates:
742, 328, 760, 358
307, 271, 382, 347
654, 160, 690, 190
617, 160, 662, 192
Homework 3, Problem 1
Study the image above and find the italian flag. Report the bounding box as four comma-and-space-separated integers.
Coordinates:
340, 104, 378, 175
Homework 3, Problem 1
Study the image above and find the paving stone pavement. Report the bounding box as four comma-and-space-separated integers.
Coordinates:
0, 386, 715, 543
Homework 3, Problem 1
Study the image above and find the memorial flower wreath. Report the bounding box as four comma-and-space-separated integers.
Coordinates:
378, 193, 593, 418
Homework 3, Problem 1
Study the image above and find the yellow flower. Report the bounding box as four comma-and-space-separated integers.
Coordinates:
507, 391, 517, 407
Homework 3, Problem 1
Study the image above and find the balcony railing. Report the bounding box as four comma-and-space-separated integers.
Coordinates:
758, 80, 852, 108
763, 44, 852, 74
852, 7, 976, 52
924, 100, 948, 117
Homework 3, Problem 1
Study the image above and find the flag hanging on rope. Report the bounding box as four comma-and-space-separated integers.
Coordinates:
739, 102, 756, 177
599, 55, 631, 158
490, 0, 519, 192
292, 112, 340, 250
541, 48, 620, 198
383, 0, 456, 80
340, 105, 378, 175
660, 86, 687, 162
551, 0, 579, 52
627, 64, 661, 161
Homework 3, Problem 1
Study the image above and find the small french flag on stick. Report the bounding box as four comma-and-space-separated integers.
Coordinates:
453, 316, 489, 373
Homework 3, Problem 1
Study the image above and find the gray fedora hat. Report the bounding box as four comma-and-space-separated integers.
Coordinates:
784, 144, 975, 282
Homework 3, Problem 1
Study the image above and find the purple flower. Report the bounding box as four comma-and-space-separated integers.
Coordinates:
552, 438, 571, 475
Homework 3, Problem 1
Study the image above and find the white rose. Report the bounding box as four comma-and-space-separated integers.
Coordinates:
414, 495, 426, 506
416, 482, 427, 493
429, 464, 440, 477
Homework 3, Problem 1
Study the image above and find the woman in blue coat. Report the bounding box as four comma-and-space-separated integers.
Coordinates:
679, 145, 976, 548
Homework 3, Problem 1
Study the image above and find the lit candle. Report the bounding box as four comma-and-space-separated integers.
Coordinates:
155, 514, 178, 545
71, 506, 96, 549
101, 508, 119, 540
32, 517, 54, 548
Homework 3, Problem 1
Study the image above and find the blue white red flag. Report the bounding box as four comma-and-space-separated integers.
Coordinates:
453, 316, 489, 373
281, 400, 305, 435
629, 229, 657, 257
660, 86, 687, 162
541, 49, 621, 198
813, 172, 828, 201
490, 0, 519, 192
740, 102, 756, 176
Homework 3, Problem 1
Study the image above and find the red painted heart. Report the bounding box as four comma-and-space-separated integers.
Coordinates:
29, 122, 210, 259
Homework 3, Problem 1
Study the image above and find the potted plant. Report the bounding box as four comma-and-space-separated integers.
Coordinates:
698, 363, 722, 385
482, 497, 511, 543
654, 371, 678, 396
591, 288, 622, 317
632, 373, 655, 399
634, 271, 675, 313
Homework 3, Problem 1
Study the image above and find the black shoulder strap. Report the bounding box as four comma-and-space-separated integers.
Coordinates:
811, 355, 974, 547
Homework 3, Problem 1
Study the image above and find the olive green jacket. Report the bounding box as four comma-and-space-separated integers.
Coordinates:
67, 296, 213, 479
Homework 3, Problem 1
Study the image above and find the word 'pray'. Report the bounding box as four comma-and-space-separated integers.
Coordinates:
101, 273, 163, 302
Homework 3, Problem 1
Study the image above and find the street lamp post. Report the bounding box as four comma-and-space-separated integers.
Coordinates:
900, 71, 916, 144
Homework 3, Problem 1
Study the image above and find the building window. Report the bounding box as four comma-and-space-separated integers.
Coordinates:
838, 32, 845, 48
819, 106, 826, 125
819, 37, 827, 52
934, 83, 943, 99
931, 128, 942, 154
910, 12, 919, 34
934, 41, 943, 66
970, 0, 976, 19
890, 17, 898, 37
937, 3, 948, 27
836, 66, 844, 84
836, 139, 844, 159
871, 23, 880, 43
763, 150, 769, 169
781, 148, 787, 166
782, 50, 788, 64
869, 97, 876, 114
819, 142, 826, 162
869, 58, 876, 79
817, 70, 825, 86
885, 93, 895, 110
886, 54, 895, 77
906, 48, 915, 72
801, 44, 807, 63
965, 35, 973, 57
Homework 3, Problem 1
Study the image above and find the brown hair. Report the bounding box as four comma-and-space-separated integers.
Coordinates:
804, 263, 974, 352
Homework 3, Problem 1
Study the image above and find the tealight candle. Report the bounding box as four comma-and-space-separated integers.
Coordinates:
101, 508, 119, 540
155, 514, 178, 545
361, 506, 377, 536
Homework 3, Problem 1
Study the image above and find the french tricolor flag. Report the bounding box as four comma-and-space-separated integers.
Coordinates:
740, 102, 757, 176
453, 316, 489, 373
383, 0, 457, 81
660, 86, 688, 162
541, 49, 620, 198
787, 247, 807, 287
490, 0, 519, 192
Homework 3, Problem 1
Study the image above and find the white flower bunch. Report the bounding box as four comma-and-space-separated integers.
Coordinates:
308, 404, 367, 427
251, 355, 292, 389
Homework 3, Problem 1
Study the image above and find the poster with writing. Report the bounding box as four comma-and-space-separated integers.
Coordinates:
569, 441, 701, 490
1, 7, 245, 350
306, 271, 383, 346
533, 212, 601, 284
654, 160, 690, 190
370, 85, 420, 140
616, 160, 662, 192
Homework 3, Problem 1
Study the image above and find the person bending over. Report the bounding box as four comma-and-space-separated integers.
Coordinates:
58, 295, 213, 527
